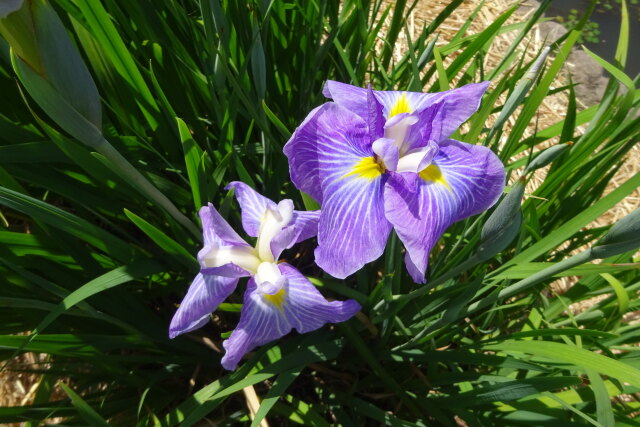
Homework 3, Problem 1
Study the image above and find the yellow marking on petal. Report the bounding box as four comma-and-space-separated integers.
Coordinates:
342, 156, 384, 181
389, 93, 412, 117
419, 164, 451, 192
264, 288, 286, 311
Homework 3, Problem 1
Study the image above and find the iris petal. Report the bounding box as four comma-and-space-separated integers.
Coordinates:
280, 263, 361, 333
169, 273, 239, 338
384, 139, 505, 283
199, 203, 249, 247
226, 181, 276, 237
324, 80, 490, 145
284, 102, 374, 204
220, 264, 360, 370
269, 209, 320, 261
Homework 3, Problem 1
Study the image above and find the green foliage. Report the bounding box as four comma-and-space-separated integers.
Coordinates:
0, 0, 639, 425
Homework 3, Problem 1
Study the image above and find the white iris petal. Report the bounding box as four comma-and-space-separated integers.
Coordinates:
255, 262, 286, 293
202, 245, 261, 273
384, 115, 418, 156
256, 201, 294, 262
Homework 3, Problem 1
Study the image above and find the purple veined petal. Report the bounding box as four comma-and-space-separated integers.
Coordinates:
220, 276, 292, 370
169, 272, 239, 338
226, 181, 276, 237
373, 82, 490, 136
199, 203, 249, 247
285, 102, 391, 277
315, 170, 391, 278
279, 263, 361, 334
434, 139, 506, 221
383, 172, 456, 284
220, 263, 361, 370
322, 80, 369, 122
383, 139, 505, 283
284, 102, 374, 204
269, 210, 320, 260
283, 104, 325, 203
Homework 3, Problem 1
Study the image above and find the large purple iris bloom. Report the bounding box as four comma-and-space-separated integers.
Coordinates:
284, 81, 505, 283
169, 182, 360, 370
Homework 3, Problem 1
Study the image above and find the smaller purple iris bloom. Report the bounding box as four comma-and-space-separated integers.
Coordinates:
284, 81, 506, 283
168, 182, 360, 370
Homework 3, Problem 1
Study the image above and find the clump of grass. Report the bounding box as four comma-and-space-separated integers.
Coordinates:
0, 0, 639, 425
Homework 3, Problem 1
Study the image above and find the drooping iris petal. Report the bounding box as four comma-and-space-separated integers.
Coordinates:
383, 139, 505, 283
279, 263, 361, 333
169, 273, 239, 338
220, 276, 290, 370
220, 263, 360, 370
286, 102, 392, 278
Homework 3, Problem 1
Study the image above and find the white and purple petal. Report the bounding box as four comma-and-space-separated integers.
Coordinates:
269, 210, 320, 260
279, 263, 361, 333
284, 102, 375, 204
169, 273, 239, 339
221, 276, 291, 370
303, 103, 391, 278
199, 203, 249, 247
220, 264, 360, 370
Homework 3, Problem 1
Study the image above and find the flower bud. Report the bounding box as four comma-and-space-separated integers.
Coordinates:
591, 209, 640, 258
1, 0, 101, 131
476, 177, 525, 260
524, 143, 571, 174
0, 0, 43, 73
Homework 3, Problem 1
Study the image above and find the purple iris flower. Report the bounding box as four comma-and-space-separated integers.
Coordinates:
284, 81, 506, 283
169, 181, 361, 370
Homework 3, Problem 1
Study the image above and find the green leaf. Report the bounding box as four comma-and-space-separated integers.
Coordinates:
251, 368, 302, 427
58, 382, 110, 427
0, 185, 135, 262
124, 209, 198, 270
483, 340, 640, 388
176, 117, 205, 211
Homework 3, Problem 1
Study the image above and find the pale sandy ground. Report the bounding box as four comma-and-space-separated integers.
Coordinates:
2, 0, 638, 418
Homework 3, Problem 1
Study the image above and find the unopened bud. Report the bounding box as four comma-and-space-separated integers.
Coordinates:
524, 143, 571, 174
591, 209, 640, 258
0, 0, 43, 73
476, 177, 525, 260
0, 0, 23, 18
2, 0, 102, 133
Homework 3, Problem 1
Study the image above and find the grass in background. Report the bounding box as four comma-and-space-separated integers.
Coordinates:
0, 0, 639, 425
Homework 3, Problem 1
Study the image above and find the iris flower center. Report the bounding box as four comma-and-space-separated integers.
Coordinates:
255, 261, 287, 310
